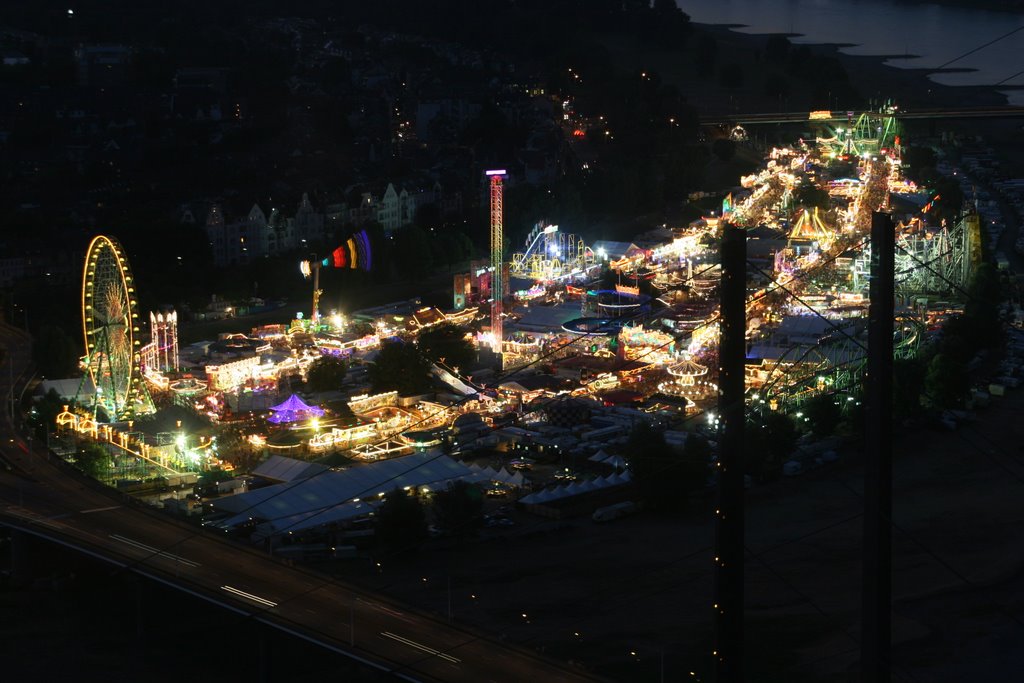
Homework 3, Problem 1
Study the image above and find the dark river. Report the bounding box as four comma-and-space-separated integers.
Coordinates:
678, 0, 1024, 104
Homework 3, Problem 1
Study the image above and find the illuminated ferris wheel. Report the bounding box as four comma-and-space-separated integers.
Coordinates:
80, 235, 154, 420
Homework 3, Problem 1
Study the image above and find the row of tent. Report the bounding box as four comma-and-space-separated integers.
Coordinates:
464, 463, 528, 487
519, 470, 633, 506
587, 449, 629, 470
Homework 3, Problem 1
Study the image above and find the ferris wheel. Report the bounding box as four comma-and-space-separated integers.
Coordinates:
80, 235, 153, 420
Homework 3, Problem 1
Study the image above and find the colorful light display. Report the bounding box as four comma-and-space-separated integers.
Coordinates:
266, 394, 326, 424
79, 235, 155, 420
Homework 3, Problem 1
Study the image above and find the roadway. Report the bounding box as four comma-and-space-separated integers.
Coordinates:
0, 324, 605, 683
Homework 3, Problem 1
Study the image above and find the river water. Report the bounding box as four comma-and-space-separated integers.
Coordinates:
678, 0, 1024, 104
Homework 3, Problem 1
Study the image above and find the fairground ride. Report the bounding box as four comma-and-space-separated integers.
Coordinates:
510, 223, 596, 281
79, 235, 154, 420
814, 104, 900, 158
789, 206, 837, 245
754, 313, 922, 412
852, 212, 982, 297
298, 229, 372, 324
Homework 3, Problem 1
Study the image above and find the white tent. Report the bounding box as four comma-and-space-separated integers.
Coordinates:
464, 470, 492, 484
211, 451, 473, 536
521, 489, 551, 505
604, 454, 628, 470
520, 468, 635, 506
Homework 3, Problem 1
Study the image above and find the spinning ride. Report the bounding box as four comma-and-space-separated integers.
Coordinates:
510, 223, 596, 281
657, 355, 715, 402
80, 235, 154, 420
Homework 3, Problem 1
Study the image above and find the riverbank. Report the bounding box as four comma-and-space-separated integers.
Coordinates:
893, 0, 1023, 12
682, 21, 1024, 180
693, 22, 1013, 112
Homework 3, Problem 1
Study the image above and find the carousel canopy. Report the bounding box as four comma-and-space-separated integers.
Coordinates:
667, 357, 708, 379
267, 394, 325, 424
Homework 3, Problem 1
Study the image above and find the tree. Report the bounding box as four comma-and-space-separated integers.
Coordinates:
30, 388, 66, 439
924, 352, 969, 409
960, 263, 1003, 349
679, 433, 712, 492
32, 325, 79, 378
392, 226, 434, 280
711, 138, 736, 163
794, 183, 831, 210
74, 442, 112, 479
788, 45, 813, 76
432, 480, 484, 539
367, 341, 432, 395
802, 394, 842, 437
653, 0, 680, 15
763, 74, 791, 100
306, 355, 347, 392
417, 323, 476, 371
414, 202, 442, 231
695, 33, 718, 78
937, 176, 966, 220
375, 487, 428, 555
432, 232, 464, 271
901, 145, 937, 174
626, 422, 707, 514
133, 404, 211, 435
892, 357, 927, 420
718, 62, 744, 89
744, 412, 798, 481
765, 35, 791, 64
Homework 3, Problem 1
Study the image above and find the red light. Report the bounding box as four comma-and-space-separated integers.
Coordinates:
573, 129, 585, 138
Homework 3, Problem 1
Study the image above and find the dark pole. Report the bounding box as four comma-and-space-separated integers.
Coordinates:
862, 211, 894, 681
135, 579, 145, 641
258, 626, 270, 683
715, 224, 746, 682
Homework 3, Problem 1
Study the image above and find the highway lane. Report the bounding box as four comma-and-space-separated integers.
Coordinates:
0, 325, 605, 683
0, 457, 538, 682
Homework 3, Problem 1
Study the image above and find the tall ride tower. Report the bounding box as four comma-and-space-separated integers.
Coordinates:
487, 169, 506, 356
150, 310, 179, 372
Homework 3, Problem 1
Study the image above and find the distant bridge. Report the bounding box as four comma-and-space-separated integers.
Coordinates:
700, 106, 1024, 126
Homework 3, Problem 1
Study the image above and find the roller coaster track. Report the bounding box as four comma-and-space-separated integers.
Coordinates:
758, 315, 922, 411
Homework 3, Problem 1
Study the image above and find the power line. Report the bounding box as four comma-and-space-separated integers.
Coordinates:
995, 68, 1024, 86
933, 25, 1024, 71
21, 380, 891, 679
95, 236, 848, 572
196, 234, 870, 544
49, 220, 892, 676
746, 260, 869, 353
255, 245, 865, 538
